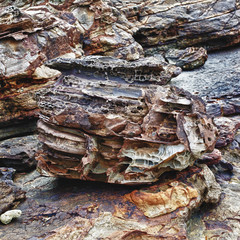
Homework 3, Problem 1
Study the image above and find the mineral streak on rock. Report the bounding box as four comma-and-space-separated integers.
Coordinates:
125, 164, 221, 217
36, 58, 217, 184
29, 165, 220, 240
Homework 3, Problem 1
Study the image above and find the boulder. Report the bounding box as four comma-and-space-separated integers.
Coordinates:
36, 56, 217, 184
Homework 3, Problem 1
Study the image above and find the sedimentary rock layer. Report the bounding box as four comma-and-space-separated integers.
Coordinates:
36, 56, 217, 184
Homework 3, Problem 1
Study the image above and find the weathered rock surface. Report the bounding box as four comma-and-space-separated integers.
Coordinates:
1, 0, 239, 56
125, 164, 220, 218
165, 47, 208, 70
0, 168, 25, 215
132, 0, 240, 54
36, 56, 217, 184
46, 55, 181, 84
171, 45, 240, 240
0, 135, 41, 172
0, 165, 220, 239
0, 0, 239, 146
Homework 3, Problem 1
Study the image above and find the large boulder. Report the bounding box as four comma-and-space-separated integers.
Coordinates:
36, 56, 217, 184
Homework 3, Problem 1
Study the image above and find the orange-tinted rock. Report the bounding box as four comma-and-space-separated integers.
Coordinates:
125, 164, 220, 217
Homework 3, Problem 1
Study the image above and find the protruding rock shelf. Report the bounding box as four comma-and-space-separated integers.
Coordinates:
36, 56, 217, 184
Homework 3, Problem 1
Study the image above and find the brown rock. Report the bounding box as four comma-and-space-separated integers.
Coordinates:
125, 164, 221, 218
0, 168, 25, 215
36, 56, 217, 184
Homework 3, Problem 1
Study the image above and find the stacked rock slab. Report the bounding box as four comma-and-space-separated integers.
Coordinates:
36, 56, 217, 185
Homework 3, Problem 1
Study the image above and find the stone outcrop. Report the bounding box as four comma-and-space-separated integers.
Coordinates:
0, 135, 41, 172
0, 165, 221, 239
125, 164, 220, 218
0, 1, 239, 239
36, 56, 217, 184
0, 0, 239, 144
165, 47, 208, 70
131, 0, 240, 54
0, 168, 25, 215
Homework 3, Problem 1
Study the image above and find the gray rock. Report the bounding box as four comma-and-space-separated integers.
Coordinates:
0, 135, 41, 172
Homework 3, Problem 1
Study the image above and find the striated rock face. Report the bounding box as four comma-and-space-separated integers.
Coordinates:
13, 165, 218, 240
130, 0, 240, 53
125, 164, 220, 218
46, 55, 182, 84
0, 0, 239, 145
36, 56, 217, 184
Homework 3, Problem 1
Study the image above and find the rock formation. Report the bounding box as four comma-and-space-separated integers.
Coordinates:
35, 56, 217, 184
0, 168, 25, 215
0, 0, 239, 239
0, 135, 41, 171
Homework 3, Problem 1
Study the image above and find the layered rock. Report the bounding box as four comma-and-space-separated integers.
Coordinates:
0, 164, 220, 239
171, 45, 240, 239
130, 0, 240, 53
0, 168, 25, 215
1, 0, 239, 142
6, 165, 217, 240
165, 47, 208, 70
36, 56, 217, 184
0, 135, 41, 172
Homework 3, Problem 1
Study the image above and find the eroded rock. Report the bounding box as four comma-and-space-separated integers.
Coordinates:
125, 164, 221, 218
165, 47, 208, 70
0, 135, 41, 172
36, 57, 217, 184
46, 55, 181, 84
132, 0, 240, 53
0, 168, 25, 215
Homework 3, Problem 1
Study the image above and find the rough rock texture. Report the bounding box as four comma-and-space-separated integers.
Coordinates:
131, 0, 240, 54
165, 47, 208, 70
0, 165, 220, 239
0, 135, 41, 172
125, 164, 220, 218
0, 0, 239, 147
1, 0, 239, 56
36, 57, 217, 184
0, 168, 25, 215
46, 55, 181, 85
171, 45, 240, 239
